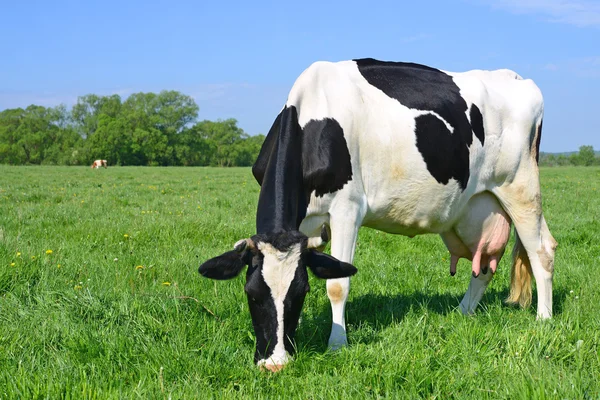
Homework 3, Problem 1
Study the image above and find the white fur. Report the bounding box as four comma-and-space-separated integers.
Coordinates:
257, 242, 302, 366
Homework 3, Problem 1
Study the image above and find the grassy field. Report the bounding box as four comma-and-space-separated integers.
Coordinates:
0, 166, 598, 399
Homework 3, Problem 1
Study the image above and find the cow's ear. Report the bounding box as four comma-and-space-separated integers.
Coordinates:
199, 250, 247, 280
304, 250, 357, 279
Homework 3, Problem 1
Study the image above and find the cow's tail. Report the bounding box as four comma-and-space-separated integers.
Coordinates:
506, 232, 533, 308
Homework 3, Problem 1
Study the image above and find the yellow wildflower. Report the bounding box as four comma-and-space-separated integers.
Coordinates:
57, 264, 61, 268
16, 252, 21, 257
135, 265, 144, 270
74, 285, 82, 290
162, 282, 171, 286
31, 256, 36, 260
46, 249, 53, 255
10, 262, 15, 267
123, 234, 129, 239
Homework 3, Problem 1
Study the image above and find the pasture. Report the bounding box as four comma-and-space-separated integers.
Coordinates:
0, 165, 598, 398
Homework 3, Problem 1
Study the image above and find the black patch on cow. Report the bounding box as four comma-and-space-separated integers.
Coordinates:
535, 120, 543, 164
470, 104, 485, 146
355, 58, 478, 190
254, 107, 307, 233
302, 118, 353, 197
245, 260, 279, 363
413, 114, 469, 188
253, 106, 353, 233
252, 111, 282, 186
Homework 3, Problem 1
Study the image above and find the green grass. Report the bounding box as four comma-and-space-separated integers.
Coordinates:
0, 165, 598, 399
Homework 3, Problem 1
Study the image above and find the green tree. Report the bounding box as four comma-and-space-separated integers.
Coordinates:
72, 94, 122, 138
578, 145, 596, 166
193, 119, 248, 166
85, 115, 134, 165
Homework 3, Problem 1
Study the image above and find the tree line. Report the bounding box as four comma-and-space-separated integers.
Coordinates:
1, 93, 598, 168
539, 145, 600, 167
0, 91, 265, 166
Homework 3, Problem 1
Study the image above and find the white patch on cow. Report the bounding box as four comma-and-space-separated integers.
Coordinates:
257, 241, 302, 366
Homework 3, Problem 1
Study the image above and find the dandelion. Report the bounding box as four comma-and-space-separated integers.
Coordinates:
10, 262, 15, 267
16, 252, 21, 257
136, 265, 144, 270
57, 264, 61, 268
124, 234, 129, 239
31, 256, 36, 260
162, 282, 171, 286
46, 249, 53, 255
81, 200, 84, 203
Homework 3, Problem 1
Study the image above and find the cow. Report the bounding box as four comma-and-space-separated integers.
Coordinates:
199, 58, 557, 372
91, 160, 108, 169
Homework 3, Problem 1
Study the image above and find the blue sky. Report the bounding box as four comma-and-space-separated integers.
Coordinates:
1, 0, 598, 152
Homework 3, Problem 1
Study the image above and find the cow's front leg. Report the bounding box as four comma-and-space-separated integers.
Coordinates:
327, 210, 362, 350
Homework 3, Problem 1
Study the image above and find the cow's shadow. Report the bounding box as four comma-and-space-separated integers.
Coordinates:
296, 286, 569, 353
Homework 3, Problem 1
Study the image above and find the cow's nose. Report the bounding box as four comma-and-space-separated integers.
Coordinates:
257, 351, 291, 372
260, 363, 286, 373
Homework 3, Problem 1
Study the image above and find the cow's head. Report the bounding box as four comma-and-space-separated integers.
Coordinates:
198, 226, 356, 371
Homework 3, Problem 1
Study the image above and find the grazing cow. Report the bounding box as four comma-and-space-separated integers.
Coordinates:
91, 159, 107, 169
91, 160, 108, 169
199, 58, 557, 371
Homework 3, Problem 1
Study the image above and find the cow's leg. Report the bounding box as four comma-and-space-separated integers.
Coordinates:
460, 264, 494, 314
494, 182, 557, 319
326, 211, 362, 350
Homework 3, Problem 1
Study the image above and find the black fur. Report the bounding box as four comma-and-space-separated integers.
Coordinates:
198, 250, 247, 280
535, 121, 543, 164
414, 114, 470, 188
244, 257, 279, 363
254, 107, 306, 234
304, 250, 358, 279
302, 118, 353, 197
252, 111, 282, 186
355, 58, 482, 190
470, 104, 485, 146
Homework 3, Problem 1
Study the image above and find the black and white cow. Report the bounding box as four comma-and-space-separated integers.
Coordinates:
199, 58, 557, 371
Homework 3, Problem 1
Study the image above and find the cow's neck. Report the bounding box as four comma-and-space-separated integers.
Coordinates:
255, 106, 307, 234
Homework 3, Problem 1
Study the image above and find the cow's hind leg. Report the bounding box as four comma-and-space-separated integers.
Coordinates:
326, 210, 362, 350
494, 181, 557, 319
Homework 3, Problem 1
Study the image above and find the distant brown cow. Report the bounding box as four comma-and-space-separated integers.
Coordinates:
91, 160, 108, 169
